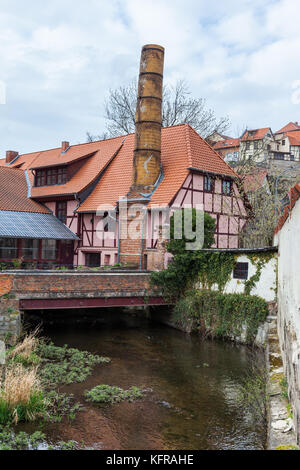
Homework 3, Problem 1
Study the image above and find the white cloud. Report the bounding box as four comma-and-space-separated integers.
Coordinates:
0, 0, 300, 155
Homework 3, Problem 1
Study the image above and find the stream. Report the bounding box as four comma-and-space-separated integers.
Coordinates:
22, 311, 266, 450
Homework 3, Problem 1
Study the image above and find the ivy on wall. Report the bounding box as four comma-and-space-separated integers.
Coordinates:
150, 209, 274, 344
172, 290, 269, 344
243, 252, 276, 295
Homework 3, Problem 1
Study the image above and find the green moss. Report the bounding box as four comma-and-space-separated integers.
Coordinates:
275, 445, 299, 451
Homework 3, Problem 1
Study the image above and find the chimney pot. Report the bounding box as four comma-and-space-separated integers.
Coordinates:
6, 150, 19, 164
62, 141, 69, 152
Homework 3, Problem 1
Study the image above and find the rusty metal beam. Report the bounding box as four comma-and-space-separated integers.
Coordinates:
19, 296, 169, 310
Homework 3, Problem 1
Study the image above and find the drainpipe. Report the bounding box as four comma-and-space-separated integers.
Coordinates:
139, 208, 147, 270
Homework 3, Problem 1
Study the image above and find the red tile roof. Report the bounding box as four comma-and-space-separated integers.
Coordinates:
241, 128, 271, 141
213, 138, 240, 150
242, 170, 268, 193
276, 122, 300, 134
286, 134, 300, 146
6, 137, 124, 198
0, 167, 50, 213
274, 184, 300, 234
78, 124, 239, 212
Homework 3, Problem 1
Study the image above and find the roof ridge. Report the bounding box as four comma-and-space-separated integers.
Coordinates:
16, 134, 128, 158
186, 124, 239, 178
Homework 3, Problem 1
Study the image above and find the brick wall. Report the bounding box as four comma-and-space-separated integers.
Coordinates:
0, 271, 157, 341
0, 271, 152, 299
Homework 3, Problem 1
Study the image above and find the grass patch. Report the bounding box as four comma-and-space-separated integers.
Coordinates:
0, 365, 46, 425
84, 385, 144, 404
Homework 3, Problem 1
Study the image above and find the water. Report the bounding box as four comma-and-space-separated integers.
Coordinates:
23, 311, 266, 450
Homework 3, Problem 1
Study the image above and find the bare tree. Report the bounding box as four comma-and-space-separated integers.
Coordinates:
87, 79, 230, 141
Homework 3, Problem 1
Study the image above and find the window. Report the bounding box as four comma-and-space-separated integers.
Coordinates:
42, 240, 58, 260
282, 140, 286, 146
246, 142, 251, 150
222, 180, 232, 195
290, 154, 295, 161
35, 170, 46, 187
0, 239, 18, 259
104, 254, 110, 266
56, 201, 67, 224
22, 239, 39, 260
274, 153, 284, 160
85, 252, 100, 267
204, 176, 213, 192
35, 167, 67, 187
233, 262, 249, 280
254, 141, 258, 150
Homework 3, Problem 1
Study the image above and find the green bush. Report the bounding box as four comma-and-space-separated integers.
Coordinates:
172, 290, 269, 344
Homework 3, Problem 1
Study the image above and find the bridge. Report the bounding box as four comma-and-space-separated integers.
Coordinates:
0, 270, 167, 341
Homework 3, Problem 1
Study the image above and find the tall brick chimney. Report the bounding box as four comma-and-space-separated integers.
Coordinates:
131, 44, 165, 192
119, 44, 165, 269
6, 151, 19, 164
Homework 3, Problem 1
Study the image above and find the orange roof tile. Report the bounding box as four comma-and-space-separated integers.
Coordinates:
0, 167, 50, 213
242, 170, 268, 193
213, 138, 240, 150
276, 122, 300, 134
287, 135, 300, 146
275, 184, 300, 234
241, 128, 271, 141
32, 140, 124, 198
10, 137, 124, 199
78, 124, 239, 212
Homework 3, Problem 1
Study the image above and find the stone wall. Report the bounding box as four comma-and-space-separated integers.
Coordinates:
0, 295, 21, 343
276, 196, 300, 444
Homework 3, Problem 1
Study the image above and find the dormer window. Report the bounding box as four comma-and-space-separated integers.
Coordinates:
35, 167, 67, 187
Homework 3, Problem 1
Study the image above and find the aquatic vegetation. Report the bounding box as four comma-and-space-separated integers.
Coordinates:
37, 341, 110, 386
0, 429, 80, 450
0, 430, 46, 450
44, 390, 82, 422
84, 385, 143, 404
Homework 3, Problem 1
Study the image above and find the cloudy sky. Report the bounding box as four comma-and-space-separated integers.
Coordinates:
1, 0, 300, 156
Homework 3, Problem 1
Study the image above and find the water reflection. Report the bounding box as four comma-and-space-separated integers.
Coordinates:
23, 310, 266, 450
